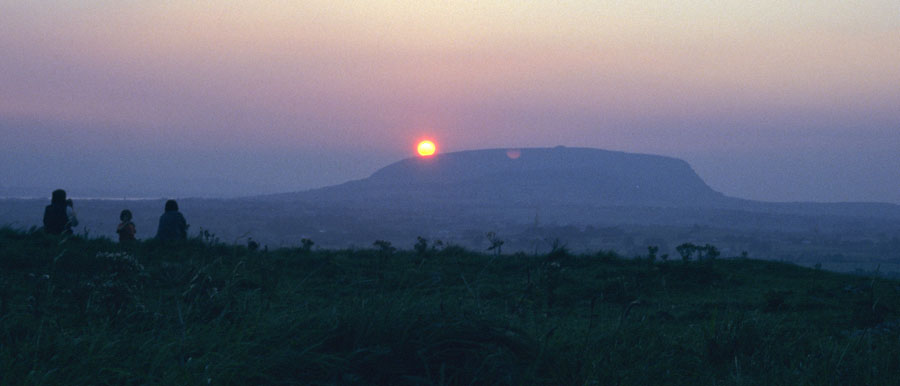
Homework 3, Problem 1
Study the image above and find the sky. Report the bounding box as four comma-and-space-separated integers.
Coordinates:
1, 1, 899, 202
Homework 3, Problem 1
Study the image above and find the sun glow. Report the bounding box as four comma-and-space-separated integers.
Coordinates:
417, 140, 436, 157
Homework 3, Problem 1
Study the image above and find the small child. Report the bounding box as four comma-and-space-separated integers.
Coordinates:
116, 209, 136, 242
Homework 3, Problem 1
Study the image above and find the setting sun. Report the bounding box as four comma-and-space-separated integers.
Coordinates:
417, 140, 436, 157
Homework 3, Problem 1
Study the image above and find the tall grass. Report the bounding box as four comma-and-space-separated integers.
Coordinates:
2, 226, 900, 384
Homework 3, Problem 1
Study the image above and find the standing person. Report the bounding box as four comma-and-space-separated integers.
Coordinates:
155, 200, 188, 240
65, 198, 79, 234
42, 189, 68, 235
116, 209, 137, 242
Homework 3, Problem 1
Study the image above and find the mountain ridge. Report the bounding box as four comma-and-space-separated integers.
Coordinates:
264, 146, 900, 219
274, 147, 726, 205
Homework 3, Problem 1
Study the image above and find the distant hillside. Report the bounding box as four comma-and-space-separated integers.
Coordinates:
273, 147, 730, 208
267, 146, 900, 220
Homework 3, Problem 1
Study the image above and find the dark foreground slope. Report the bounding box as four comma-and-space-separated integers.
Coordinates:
3, 228, 900, 385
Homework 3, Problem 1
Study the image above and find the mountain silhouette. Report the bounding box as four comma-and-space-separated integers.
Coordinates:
267, 146, 900, 221
277, 147, 727, 207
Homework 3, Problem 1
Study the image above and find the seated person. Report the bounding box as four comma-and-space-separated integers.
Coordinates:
42, 189, 68, 235
155, 200, 188, 240
117, 209, 137, 242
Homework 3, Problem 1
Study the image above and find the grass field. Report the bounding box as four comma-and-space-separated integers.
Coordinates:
2, 227, 900, 385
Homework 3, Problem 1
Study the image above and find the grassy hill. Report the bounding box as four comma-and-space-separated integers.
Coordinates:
2, 227, 899, 385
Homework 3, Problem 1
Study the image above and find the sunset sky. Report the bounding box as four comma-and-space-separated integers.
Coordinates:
2, 1, 898, 202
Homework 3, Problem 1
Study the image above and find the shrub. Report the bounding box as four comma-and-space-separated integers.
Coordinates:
486, 231, 505, 256
647, 246, 659, 262
676, 243, 696, 262
373, 240, 395, 256
414, 236, 429, 256
300, 238, 315, 253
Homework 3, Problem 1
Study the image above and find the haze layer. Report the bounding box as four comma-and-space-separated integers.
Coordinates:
2, 2, 898, 202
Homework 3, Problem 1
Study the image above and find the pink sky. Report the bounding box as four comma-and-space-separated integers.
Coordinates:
1, 1, 899, 201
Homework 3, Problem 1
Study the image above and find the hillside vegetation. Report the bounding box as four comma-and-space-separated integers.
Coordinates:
2, 227, 900, 385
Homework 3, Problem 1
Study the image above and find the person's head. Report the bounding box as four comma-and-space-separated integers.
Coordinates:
51, 189, 66, 205
120, 209, 132, 222
164, 200, 179, 212
66, 199, 74, 208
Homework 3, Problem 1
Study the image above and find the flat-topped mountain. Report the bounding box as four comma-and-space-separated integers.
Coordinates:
276, 147, 728, 207
267, 146, 900, 221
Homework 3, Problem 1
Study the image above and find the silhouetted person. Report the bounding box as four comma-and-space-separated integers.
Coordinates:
117, 209, 136, 242
155, 200, 188, 240
65, 198, 79, 232
42, 189, 68, 235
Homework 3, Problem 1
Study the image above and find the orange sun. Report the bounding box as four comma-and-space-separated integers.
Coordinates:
417, 140, 436, 156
